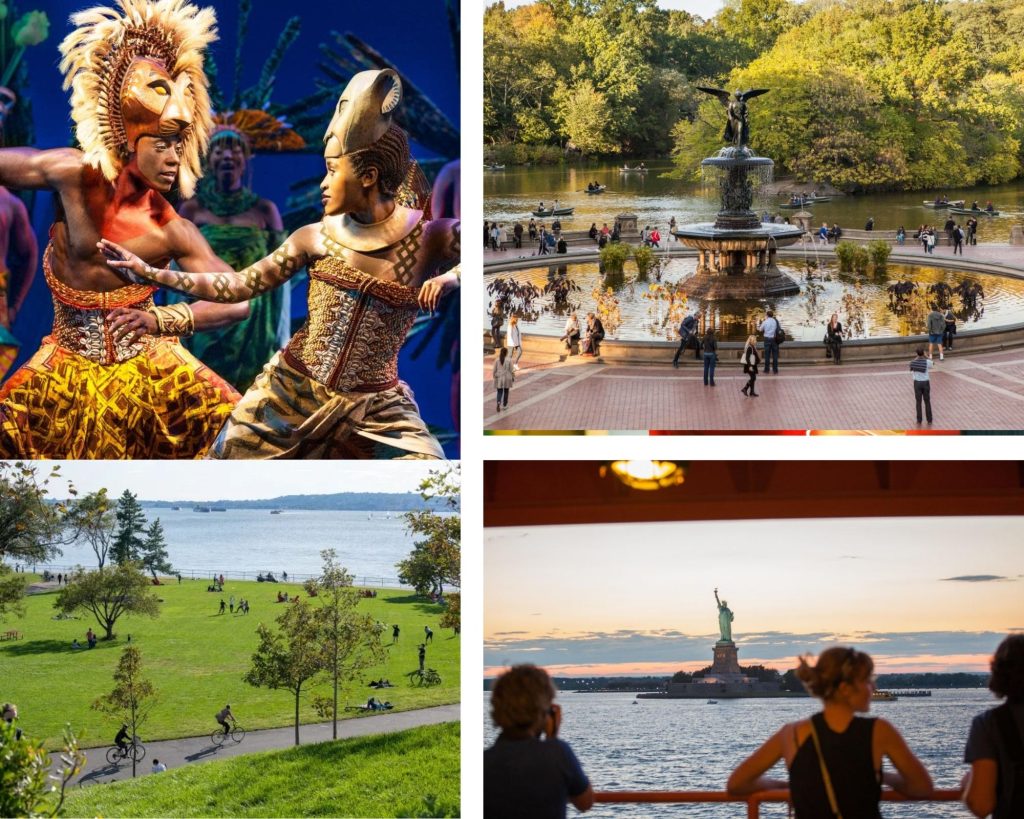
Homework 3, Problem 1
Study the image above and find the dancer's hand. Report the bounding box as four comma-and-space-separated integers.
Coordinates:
97, 239, 150, 284
109, 308, 157, 344
418, 269, 459, 312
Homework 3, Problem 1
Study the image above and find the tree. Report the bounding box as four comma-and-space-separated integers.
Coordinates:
93, 646, 157, 779
438, 592, 460, 635
397, 465, 460, 598
66, 489, 116, 570
140, 519, 173, 581
55, 563, 160, 640
553, 79, 619, 155
308, 549, 387, 739
244, 599, 324, 746
111, 490, 147, 565
0, 721, 84, 818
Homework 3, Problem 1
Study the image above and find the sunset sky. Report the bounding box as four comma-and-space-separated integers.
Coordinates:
485, 516, 1024, 677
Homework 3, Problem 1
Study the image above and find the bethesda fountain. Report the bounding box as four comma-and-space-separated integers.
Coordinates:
672, 87, 804, 298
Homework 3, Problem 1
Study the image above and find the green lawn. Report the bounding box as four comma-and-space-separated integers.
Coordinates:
0, 577, 458, 748
62, 722, 460, 817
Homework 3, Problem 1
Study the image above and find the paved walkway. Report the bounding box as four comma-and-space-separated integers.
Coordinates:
65, 704, 459, 787
484, 348, 1024, 431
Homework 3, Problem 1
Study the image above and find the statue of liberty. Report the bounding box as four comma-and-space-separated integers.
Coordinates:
714, 588, 734, 643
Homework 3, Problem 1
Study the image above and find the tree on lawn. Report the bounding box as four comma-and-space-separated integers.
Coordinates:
0, 462, 77, 620
397, 464, 460, 598
66, 489, 117, 570
307, 549, 386, 739
439, 592, 460, 635
111, 490, 147, 565
244, 599, 325, 746
55, 563, 160, 640
140, 519, 173, 581
93, 646, 157, 779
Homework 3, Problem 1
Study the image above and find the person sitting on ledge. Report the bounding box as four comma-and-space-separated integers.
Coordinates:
727, 647, 932, 817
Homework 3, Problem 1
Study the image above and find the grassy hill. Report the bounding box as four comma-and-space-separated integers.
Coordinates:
62, 722, 460, 817
0, 576, 458, 749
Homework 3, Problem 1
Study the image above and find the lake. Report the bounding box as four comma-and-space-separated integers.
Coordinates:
484, 161, 1024, 245
484, 688, 995, 818
37, 509, 423, 586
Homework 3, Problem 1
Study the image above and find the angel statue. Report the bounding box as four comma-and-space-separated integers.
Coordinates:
696, 87, 770, 147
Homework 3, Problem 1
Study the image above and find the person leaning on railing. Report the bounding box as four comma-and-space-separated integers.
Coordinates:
485, 664, 595, 819
727, 647, 933, 818
962, 633, 1024, 818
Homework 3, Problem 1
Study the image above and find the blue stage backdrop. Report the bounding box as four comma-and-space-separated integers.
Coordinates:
5, 0, 460, 456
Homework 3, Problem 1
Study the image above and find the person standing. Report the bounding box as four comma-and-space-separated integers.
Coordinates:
896, 225, 905, 245
490, 223, 500, 251
943, 308, 956, 351
926, 306, 946, 360
498, 223, 509, 251
909, 347, 934, 424
490, 305, 504, 351
864, 217, 874, 231
962, 634, 1024, 818
418, 643, 426, 672
513, 221, 523, 249
727, 647, 932, 815
492, 348, 514, 412
967, 216, 978, 245
953, 224, 964, 255
485, 665, 594, 819
701, 328, 718, 387
528, 218, 537, 242
927, 229, 936, 254
741, 335, 760, 397
825, 313, 843, 365
944, 215, 956, 242
758, 310, 780, 374
650, 227, 661, 248
507, 315, 522, 371
672, 313, 697, 368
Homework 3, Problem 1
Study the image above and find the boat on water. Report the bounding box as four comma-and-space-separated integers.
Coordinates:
949, 206, 999, 216
707, 700, 718, 704
484, 163, 505, 170
532, 207, 575, 217
922, 199, 965, 208
872, 690, 899, 701
170, 506, 181, 511
779, 201, 812, 210
270, 510, 283, 515
585, 185, 607, 194
891, 689, 932, 697
211, 507, 227, 512
193, 506, 211, 513
620, 166, 648, 173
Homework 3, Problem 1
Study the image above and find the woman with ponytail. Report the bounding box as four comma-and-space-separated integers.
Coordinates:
727, 647, 932, 816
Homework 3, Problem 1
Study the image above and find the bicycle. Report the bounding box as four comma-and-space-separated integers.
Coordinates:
408, 667, 442, 687
105, 736, 145, 765
210, 724, 246, 746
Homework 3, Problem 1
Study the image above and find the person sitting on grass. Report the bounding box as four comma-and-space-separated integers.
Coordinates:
485, 664, 594, 819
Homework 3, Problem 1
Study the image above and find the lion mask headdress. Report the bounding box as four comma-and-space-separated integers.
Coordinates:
58, 0, 217, 198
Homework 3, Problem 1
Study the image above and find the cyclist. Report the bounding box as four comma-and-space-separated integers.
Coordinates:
114, 723, 130, 757
215, 704, 235, 737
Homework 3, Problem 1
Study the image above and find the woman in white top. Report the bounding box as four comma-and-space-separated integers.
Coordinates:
507, 315, 523, 370
492, 347, 515, 411
561, 312, 581, 353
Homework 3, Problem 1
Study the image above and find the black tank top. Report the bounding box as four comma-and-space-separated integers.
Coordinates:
789, 713, 882, 819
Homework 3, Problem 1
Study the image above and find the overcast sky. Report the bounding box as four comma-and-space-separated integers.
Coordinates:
43, 462, 447, 502
485, 516, 1024, 676
498, 0, 727, 19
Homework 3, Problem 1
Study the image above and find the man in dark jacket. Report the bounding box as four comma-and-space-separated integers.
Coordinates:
672, 313, 698, 368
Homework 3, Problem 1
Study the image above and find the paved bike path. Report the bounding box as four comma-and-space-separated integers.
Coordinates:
69, 704, 460, 787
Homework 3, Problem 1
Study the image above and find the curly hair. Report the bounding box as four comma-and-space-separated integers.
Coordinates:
989, 634, 1024, 702
795, 647, 874, 701
349, 124, 410, 197
490, 665, 556, 732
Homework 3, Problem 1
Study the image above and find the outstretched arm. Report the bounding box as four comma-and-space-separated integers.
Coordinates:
0, 147, 81, 191
99, 228, 310, 304
727, 725, 790, 795
878, 719, 933, 798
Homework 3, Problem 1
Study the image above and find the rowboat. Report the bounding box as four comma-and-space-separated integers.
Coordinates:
922, 200, 964, 208
620, 166, 648, 173
948, 207, 999, 216
484, 164, 505, 170
532, 207, 575, 217
585, 185, 607, 194
779, 201, 812, 210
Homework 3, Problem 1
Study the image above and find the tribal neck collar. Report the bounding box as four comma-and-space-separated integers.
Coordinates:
321, 205, 422, 254
196, 176, 260, 218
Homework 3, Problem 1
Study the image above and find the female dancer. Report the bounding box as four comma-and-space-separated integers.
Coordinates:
728, 647, 932, 816
741, 334, 760, 396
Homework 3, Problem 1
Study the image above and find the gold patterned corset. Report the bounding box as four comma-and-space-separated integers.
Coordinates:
43, 244, 158, 364
284, 256, 420, 392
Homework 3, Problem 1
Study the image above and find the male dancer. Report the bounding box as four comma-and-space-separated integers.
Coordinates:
102, 69, 460, 458
0, 0, 247, 458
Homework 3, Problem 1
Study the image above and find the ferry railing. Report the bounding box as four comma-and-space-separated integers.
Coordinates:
595, 788, 962, 818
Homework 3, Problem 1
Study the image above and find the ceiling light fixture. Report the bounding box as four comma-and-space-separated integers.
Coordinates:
601, 460, 686, 491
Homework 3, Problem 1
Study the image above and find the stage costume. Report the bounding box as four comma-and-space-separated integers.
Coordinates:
104, 69, 460, 460
0, 0, 244, 458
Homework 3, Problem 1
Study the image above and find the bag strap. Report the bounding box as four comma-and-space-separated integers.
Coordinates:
808, 717, 844, 819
